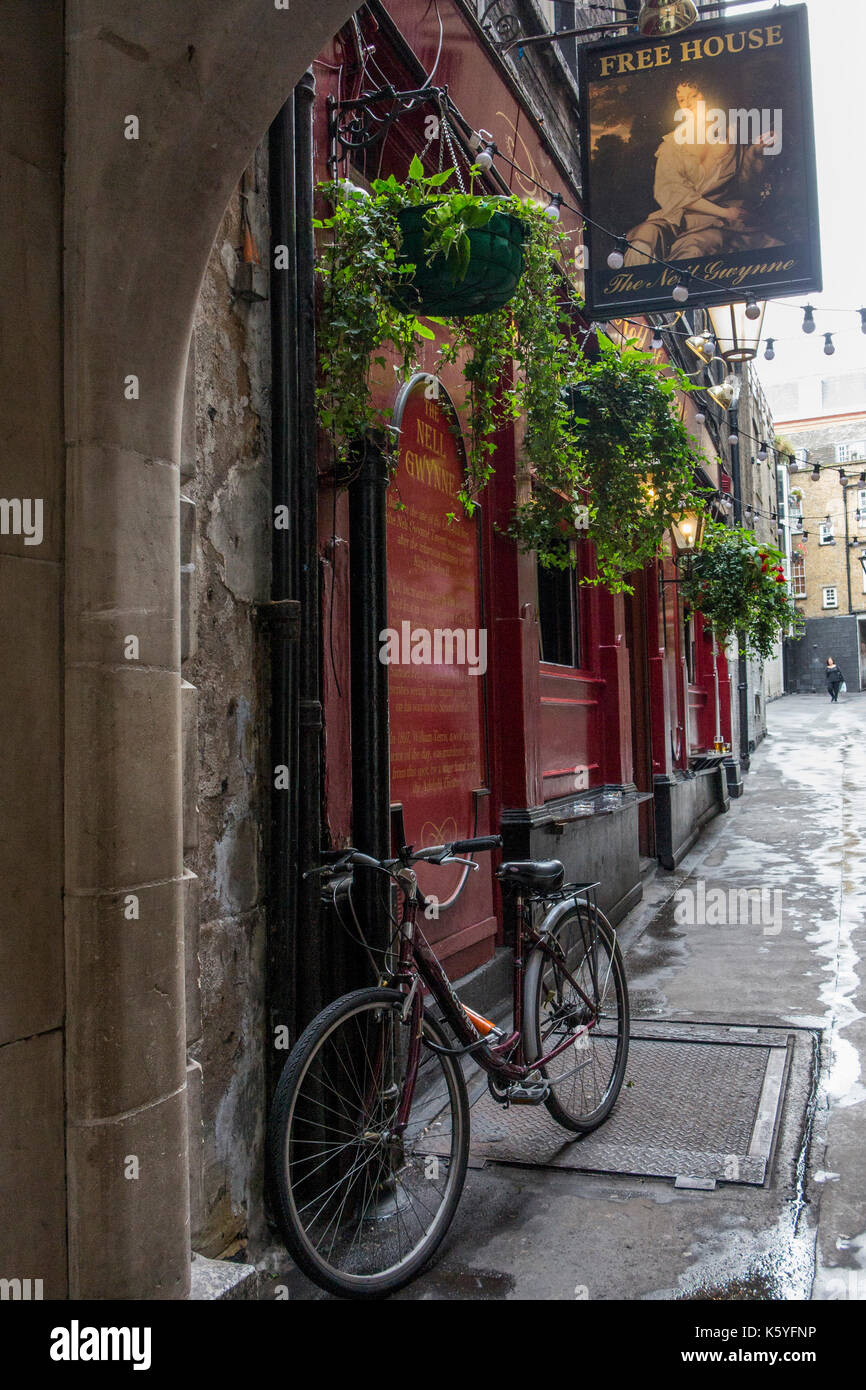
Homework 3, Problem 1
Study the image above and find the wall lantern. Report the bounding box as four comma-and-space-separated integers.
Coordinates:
670, 508, 706, 556
707, 372, 741, 411
706, 300, 767, 363
685, 331, 716, 366
637, 1, 698, 36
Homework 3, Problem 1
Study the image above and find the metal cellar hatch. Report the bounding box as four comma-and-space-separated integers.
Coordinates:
455, 1021, 793, 1186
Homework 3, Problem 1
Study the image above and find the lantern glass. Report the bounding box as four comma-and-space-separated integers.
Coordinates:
670, 509, 705, 555
706, 300, 767, 363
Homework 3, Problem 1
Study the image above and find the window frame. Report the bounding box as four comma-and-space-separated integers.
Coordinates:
537, 556, 583, 670
822, 586, 839, 609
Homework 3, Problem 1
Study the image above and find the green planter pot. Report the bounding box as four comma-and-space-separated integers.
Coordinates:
390, 205, 525, 318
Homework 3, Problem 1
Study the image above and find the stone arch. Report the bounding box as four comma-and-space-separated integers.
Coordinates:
63, 0, 360, 1299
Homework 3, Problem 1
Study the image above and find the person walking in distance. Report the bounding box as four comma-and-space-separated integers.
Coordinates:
825, 657, 844, 703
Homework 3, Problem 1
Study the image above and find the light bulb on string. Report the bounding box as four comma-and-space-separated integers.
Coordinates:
860, 309, 866, 335
651, 329, 663, 350
802, 305, 816, 334
824, 333, 835, 356
811, 464, 820, 481
757, 441, 768, 462
607, 238, 626, 270
695, 407, 706, 423
745, 294, 761, 321
544, 193, 563, 222
672, 277, 689, 304
764, 338, 775, 361
474, 144, 495, 173
728, 430, 739, 446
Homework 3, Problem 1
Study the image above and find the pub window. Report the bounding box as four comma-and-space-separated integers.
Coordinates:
537, 560, 581, 668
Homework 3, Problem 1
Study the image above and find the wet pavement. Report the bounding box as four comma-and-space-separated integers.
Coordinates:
265, 692, 866, 1300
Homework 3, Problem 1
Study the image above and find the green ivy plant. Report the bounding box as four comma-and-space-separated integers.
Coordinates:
313, 164, 709, 592
511, 333, 710, 591
679, 520, 803, 662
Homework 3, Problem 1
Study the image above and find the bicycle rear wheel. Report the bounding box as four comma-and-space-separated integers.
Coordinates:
524, 903, 629, 1134
269, 987, 469, 1298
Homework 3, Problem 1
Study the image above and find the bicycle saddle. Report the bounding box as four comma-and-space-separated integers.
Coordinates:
497, 859, 565, 892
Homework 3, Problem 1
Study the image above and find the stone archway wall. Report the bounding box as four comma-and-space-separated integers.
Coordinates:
57, 0, 359, 1300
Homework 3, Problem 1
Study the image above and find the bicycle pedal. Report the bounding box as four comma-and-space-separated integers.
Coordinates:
507, 1081, 550, 1105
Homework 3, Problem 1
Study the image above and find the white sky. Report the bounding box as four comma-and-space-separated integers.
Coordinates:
749, 0, 866, 396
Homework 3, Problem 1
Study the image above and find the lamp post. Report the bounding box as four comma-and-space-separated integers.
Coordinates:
707, 300, 767, 364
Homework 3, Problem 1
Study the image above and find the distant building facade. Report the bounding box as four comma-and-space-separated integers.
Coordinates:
766, 371, 866, 692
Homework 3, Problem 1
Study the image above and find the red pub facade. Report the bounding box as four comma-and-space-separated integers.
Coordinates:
311, 1, 732, 1004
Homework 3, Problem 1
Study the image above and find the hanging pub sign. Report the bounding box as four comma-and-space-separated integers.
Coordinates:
578, 4, 821, 319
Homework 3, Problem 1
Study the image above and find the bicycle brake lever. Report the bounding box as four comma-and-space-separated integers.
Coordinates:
441, 855, 479, 870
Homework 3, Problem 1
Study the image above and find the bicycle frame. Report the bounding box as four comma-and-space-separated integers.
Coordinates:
389, 871, 606, 1131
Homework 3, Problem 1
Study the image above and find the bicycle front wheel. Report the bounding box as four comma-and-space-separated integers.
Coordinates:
269, 987, 469, 1298
524, 903, 629, 1134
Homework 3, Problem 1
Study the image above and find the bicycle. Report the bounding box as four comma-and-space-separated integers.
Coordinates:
269, 834, 629, 1298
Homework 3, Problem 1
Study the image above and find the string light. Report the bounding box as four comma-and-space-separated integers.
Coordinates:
757, 441, 768, 462
544, 193, 563, 222
861, 309, 866, 335
728, 430, 739, 446
823, 332, 835, 356
651, 329, 663, 350
672, 277, 689, 304
606, 238, 626, 270
811, 464, 820, 481
802, 305, 816, 334
745, 294, 761, 321
764, 338, 775, 361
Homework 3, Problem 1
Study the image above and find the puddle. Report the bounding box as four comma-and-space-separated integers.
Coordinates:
410, 1266, 516, 1299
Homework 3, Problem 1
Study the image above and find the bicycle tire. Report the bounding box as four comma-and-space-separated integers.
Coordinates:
269, 987, 470, 1298
524, 904, 629, 1134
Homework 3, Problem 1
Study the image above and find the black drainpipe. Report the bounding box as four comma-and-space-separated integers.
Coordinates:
265, 96, 299, 1101
348, 437, 392, 977
264, 68, 323, 1103
293, 69, 325, 1028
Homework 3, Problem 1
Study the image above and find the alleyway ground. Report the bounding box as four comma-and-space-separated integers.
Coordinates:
272, 693, 866, 1300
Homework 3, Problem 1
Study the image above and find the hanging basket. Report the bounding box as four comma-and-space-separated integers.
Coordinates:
390, 204, 526, 318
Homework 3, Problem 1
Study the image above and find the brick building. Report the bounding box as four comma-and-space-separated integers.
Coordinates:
766, 371, 866, 691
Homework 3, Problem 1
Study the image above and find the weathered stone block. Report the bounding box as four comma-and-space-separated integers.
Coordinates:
0, 556, 63, 1045
0, 1031, 67, 1298
65, 877, 185, 1121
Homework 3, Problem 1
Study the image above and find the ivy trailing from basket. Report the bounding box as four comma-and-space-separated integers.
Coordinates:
313, 165, 708, 593
679, 520, 803, 662
511, 334, 710, 592
313, 159, 576, 493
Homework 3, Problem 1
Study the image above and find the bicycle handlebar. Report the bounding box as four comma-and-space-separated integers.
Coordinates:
451, 835, 502, 854
307, 835, 502, 878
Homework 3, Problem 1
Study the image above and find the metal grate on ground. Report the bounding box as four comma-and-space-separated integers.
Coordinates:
427, 1021, 792, 1187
